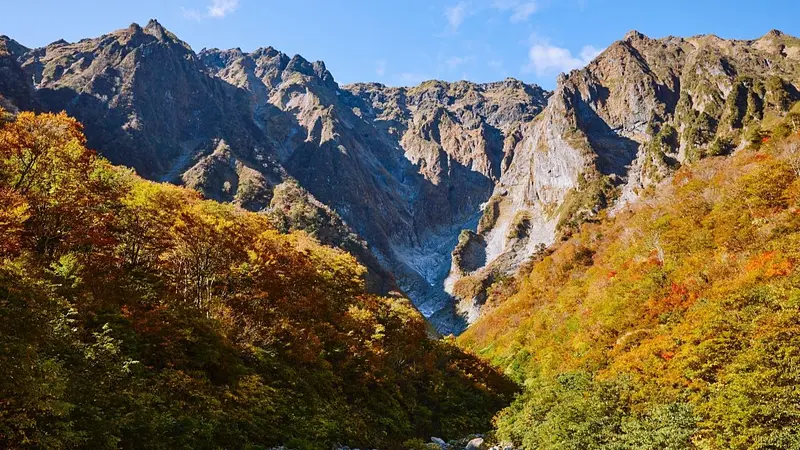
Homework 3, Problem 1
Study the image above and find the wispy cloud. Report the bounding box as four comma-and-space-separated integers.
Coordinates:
445, 2, 471, 32
510, 3, 538, 22
183, 0, 240, 21
579, 45, 602, 63
208, 0, 239, 17
182, 8, 205, 21
524, 38, 602, 76
492, 0, 538, 23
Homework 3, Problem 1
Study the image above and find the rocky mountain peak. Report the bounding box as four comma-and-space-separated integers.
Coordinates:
128, 22, 143, 34
284, 53, 317, 77
114, 19, 192, 52
281, 54, 337, 88
144, 18, 168, 40
0, 35, 29, 58
764, 28, 784, 38
199, 47, 249, 70
443, 28, 800, 325
249, 46, 290, 69
481, 77, 530, 90
251, 46, 281, 58
46, 39, 69, 48
623, 29, 649, 42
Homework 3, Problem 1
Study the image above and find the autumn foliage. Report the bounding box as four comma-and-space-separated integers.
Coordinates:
460, 132, 800, 449
0, 111, 515, 449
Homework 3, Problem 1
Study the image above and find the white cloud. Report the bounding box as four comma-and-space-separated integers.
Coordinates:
488, 59, 504, 69
208, 0, 239, 18
376, 59, 387, 77
525, 39, 602, 76
183, 0, 239, 21
182, 7, 205, 21
509, 2, 538, 22
492, 0, 538, 23
445, 2, 471, 31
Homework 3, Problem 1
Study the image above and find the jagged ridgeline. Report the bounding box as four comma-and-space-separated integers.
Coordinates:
0, 110, 516, 449
1, 21, 799, 337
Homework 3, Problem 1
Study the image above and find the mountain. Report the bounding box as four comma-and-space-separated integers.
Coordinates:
198, 47, 549, 332
458, 117, 800, 450
0, 110, 516, 449
0, 20, 550, 333
2, 23, 799, 335
3, 19, 800, 450
0, 36, 35, 111
15, 21, 271, 183
446, 29, 800, 323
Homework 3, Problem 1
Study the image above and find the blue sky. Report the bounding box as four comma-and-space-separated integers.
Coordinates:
2, 0, 799, 89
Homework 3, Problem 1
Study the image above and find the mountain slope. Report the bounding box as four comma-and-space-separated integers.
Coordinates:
0, 36, 35, 112
459, 119, 800, 448
449, 29, 800, 324
199, 47, 550, 331
3, 24, 800, 334
0, 109, 515, 449
17, 21, 271, 182
6, 21, 407, 298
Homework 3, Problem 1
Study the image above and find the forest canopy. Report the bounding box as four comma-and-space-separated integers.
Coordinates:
0, 110, 515, 450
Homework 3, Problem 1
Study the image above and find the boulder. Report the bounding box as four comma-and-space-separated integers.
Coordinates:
465, 437, 486, 450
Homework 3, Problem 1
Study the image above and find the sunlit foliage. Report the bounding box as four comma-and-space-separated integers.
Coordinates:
0, 110, 515, 449
461, 125, 800, 449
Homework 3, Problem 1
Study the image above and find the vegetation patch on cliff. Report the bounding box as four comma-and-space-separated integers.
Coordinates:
555, 173, 616, 237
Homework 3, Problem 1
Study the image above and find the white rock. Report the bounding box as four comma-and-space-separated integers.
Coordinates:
465, 437, 485, 450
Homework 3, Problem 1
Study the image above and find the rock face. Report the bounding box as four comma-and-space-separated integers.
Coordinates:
445, 29, 800, 323
16, 21, 272, 184
198, 46, 550, 332
2, 22, 799, 332
0, 36, 36, 112
339, 79, 548, 329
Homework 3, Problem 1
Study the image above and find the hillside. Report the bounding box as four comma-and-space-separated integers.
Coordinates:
0, 109, 516, 449
459, 113, 800, 448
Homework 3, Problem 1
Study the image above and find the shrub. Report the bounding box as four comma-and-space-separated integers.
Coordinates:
478, 194, 503, 234
507, 211, 532, 240
706, 135, 733, 156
